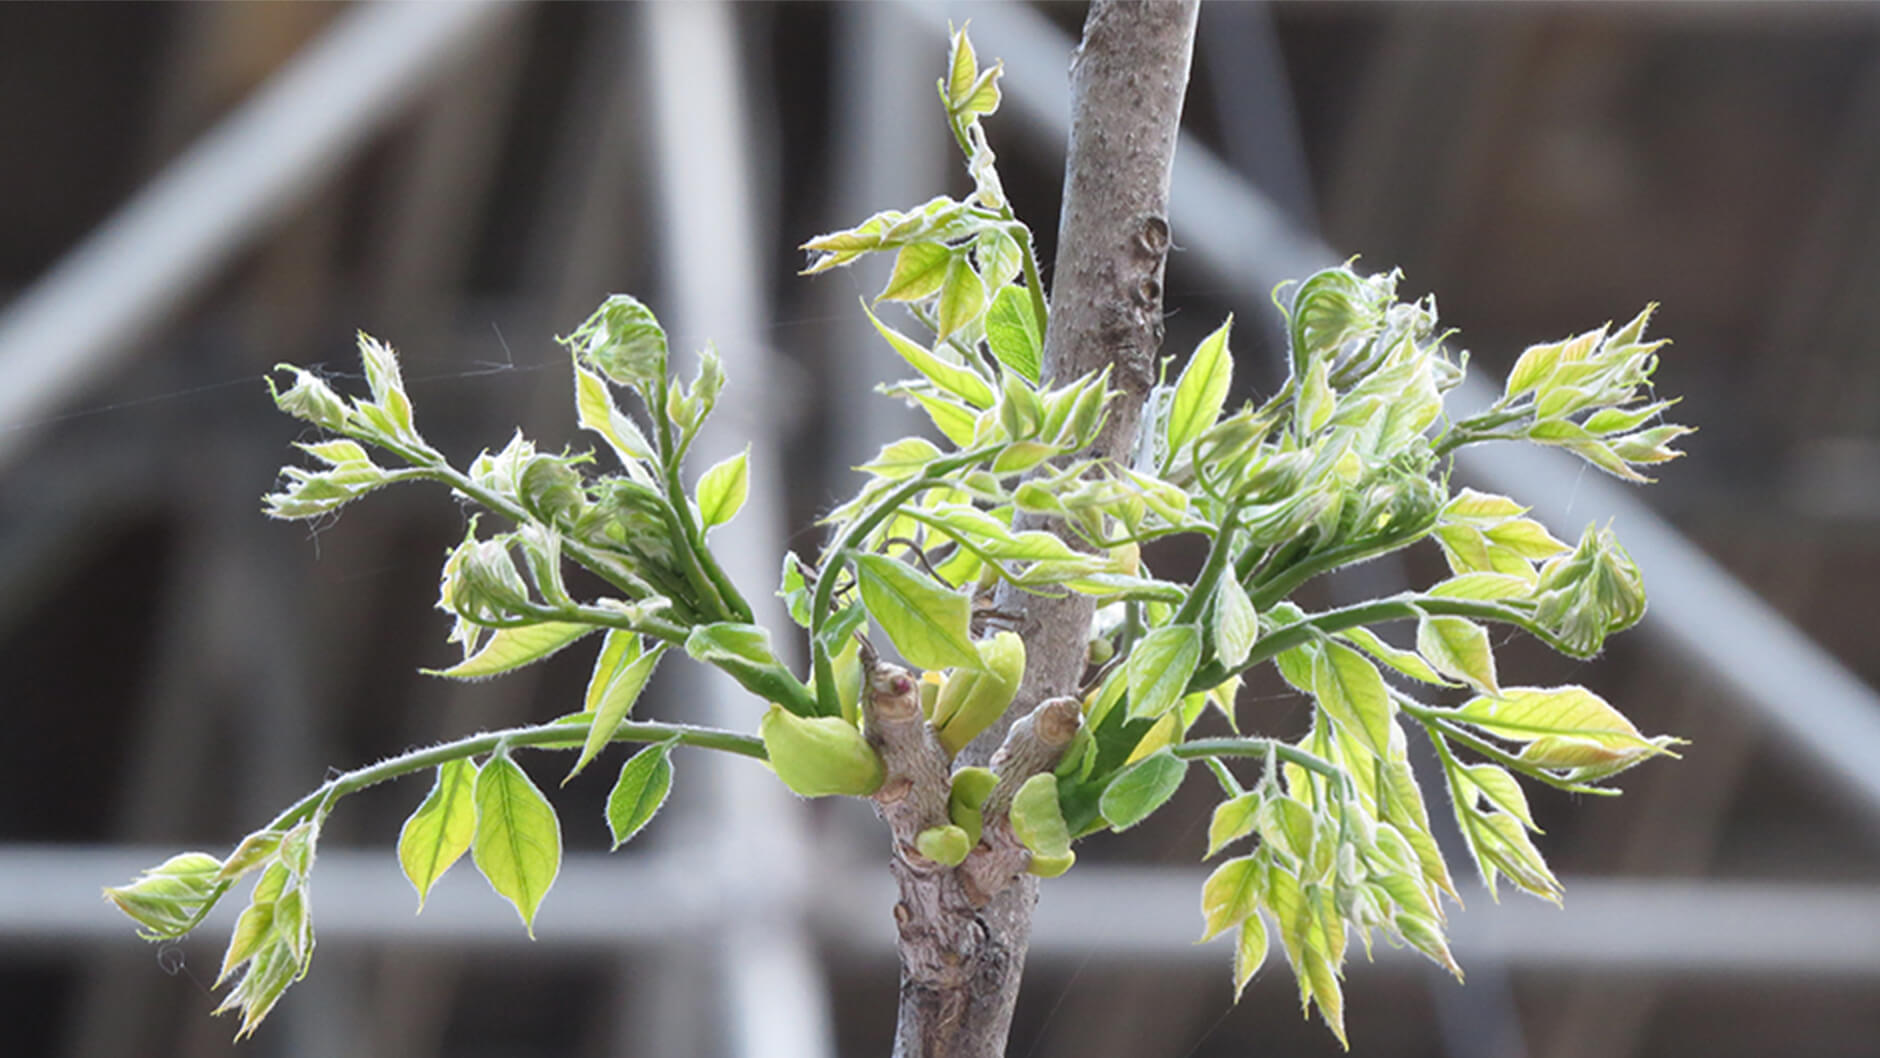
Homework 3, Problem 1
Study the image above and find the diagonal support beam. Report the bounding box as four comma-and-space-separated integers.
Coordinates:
0, 1, 520, 468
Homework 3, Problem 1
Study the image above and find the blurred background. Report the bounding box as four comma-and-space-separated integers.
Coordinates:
2, 2, 1877, 1057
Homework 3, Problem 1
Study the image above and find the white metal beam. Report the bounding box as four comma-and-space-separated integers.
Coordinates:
22, 848, 1880, 976
0, 1, 519, 468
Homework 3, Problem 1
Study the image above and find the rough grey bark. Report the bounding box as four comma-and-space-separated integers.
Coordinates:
887, 4, 1199, 1056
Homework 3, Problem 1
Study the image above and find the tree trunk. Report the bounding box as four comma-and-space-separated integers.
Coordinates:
888, 4, 1199, 1056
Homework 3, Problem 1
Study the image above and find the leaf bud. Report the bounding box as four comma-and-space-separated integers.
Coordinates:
103, 852, 225, 938
1533, 524, 1646, 656
915, 824, 972, 867
562, 295, 669, 390
947, 766, 999, 846
932, 631, 1027, 756
519, 455, 585, 525
760, 705, 885, 798
268, 368, 351, 431
451, 538, 534, 621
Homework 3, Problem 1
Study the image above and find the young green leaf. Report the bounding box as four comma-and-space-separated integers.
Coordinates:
1166, 317, 1233, 458
397, 758, 479, 910
1207, 792, 1261, 858
472, 752, 562, 936
1449, 685, 1659, 754
695, 447, 750, 529
1463, 763, 1537, 831
864, 303, 996, 408
1099, 749, 1187, 831
1126, 623, 1203, 719
936, 254, 987, 341
1311, 642, 1395, 757
851, 552, 981, 672
984, 285, 1042, 383
1234, 913, 1270, 999
606, 740, 676, 849
1416, 615, 1500, 695
568, 646, 665, 783
1200, 854, 1263, 941
1339, 626, 1450, 686
573, 362, 656, 466
1212, 573, 1258, 670
424, 622, 594, 680
880, 242, 953, 302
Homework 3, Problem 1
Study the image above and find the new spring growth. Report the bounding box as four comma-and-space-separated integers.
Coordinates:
760, 705, 886, 798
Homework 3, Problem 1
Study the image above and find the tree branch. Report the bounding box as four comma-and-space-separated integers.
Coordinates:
891, 5, 1200, 1056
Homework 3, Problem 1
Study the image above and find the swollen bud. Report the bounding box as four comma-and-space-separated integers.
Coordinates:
915, 824, 973, 867
947, 766, 999, 846
760, 705, 885, 798
932, 631, 1027, 756
1009, 773, 1075, 878
104, 852, 225, 939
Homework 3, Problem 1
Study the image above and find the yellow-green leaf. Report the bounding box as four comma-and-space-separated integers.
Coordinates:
425, 622, 595, 680
1450, 685, 1657, 753
864, 303, 995, 408
1234, 913, 1269, 999
1212, 572, 1258, 670
472, 753, 562, 936
984, 285, 1042, 383
1167, 316, 1233, 456
396, 758, 478, 910
936, 256, 987, 341
568, 645, 665, 783
573, 362, 655, 466
1339, 626, 1450, 686
1311, 642, 1395, 757
851, 553, 980, 671
1009, 773, 1072, 861
880, 242, 952, 302
1417, 615, 1500, 695
1207, 792, 1261, 858
1127, 623, 1203, 719
606, 740, 676, 849
1464, 763, 1537, 830
696, 447, 750, 529
1200, 854, 1263, 941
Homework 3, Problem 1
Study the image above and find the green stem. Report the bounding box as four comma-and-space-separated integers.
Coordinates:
1172, 510, 1239, 627
1010, 222, 1051, 344
1245, 524, 1433, 611
262, 719, 766, 836
1173, 737, 1351, 794
1187, 592, 1574, 692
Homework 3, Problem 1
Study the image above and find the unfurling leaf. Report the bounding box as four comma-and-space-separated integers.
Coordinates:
851, 553, 981, 672
569, 642, 665, 783
606, 740, 677, 848
880, 242, 953, 302
760, 706, 884, 798
472, 752, 562, 936
424, 622, 594, 680
1449, 685, 1662, 757
1010, 773, 1075, 877
397, 758, 478, 909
